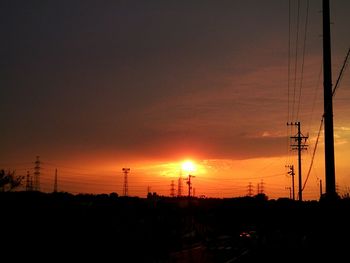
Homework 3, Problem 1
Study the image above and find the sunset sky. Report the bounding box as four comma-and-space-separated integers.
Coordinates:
1, 0, 350, 199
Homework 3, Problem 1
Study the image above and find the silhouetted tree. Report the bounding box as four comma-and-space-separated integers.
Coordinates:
341, 187, 350, 199
109, 192, 119, 199
0, 169, 24, 192
254, 193, 268, 201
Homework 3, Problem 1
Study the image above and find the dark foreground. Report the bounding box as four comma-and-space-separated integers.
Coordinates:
1, 192, 349, 262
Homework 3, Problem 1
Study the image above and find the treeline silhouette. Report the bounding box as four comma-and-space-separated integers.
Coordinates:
1, 192, 349, 262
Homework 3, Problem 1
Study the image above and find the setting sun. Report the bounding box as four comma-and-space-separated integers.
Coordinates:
181, 160, 196, 173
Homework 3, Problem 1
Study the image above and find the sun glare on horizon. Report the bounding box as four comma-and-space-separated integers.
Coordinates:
181, 160, 196, 173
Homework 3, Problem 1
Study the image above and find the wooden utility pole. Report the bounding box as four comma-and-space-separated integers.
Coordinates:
286, 187, 292, 199
323, 0, 336, 199
287, 122, 308, 201
286, 165, 295, 200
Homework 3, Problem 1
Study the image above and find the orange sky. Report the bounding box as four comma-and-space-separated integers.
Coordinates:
1, 1, 350, 199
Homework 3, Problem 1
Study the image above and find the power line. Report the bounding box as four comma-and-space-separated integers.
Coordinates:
296, 0, 309, 120
332, 47, 350, 97
42, 161, 95, 172
287, 0, 291, 122
303, 118, 323, 191
292, 0, 301, 121
307, 64, 323, 133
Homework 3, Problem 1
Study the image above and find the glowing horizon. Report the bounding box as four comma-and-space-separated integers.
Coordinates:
4, 151, 343, 201
1, 1, 350, 200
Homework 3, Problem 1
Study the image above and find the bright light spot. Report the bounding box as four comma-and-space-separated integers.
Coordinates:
182, 160, 196, 173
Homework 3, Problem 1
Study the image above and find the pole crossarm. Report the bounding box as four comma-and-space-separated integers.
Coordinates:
285, 164, 296, 200
286, 122, 308, 201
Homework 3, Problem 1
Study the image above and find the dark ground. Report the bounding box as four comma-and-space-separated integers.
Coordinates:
1, 192, 349, 262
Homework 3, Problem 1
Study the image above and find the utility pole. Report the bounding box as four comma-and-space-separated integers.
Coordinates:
247, 182, 254, 197
177, 175, 183, 197
286, 187, 292, 199
286, 165, 295, 200
34, 156, 40, 191
287, 122, 308, 201
260, 179, 265, 194
147, 185, 152, 197
170, 180, 175, 197
26, 171, 33, 191
323, 0, 336, 199
186, 174, 195, 198
122, 168, 130, 196
53, 168, 58, 193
